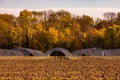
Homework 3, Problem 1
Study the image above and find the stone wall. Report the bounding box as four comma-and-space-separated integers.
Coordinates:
0, 47, 120, 56
72, 48, 120, 56
14, 48, 44, 56
0, 49, 24, 56
0, 48, 44, 56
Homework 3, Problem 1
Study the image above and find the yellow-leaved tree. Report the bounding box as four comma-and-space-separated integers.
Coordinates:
47, 27, 58, 48
9, 26, 23, 48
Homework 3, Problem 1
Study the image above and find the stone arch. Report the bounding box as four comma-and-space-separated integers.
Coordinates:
72, 49, 90, 56
13, 48, 44, 56
6, 50, 24, 56
0, 49, 24, 56
45, 48, 72, 56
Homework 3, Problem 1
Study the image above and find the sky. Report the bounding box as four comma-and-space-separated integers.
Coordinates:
0, 0, 120, 8
0, 0, 120, 19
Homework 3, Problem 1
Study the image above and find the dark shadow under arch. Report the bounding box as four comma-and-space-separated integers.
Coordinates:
82, 53, 86, 56
29, 53, 33, 56
50, 51, 65, 56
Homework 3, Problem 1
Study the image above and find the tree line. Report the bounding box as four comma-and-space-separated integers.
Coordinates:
0, 9, 120, 52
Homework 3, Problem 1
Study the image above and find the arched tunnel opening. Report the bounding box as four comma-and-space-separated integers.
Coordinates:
50, 51, 65, 56
29, 53, 34, 56
82, 53, 86, 56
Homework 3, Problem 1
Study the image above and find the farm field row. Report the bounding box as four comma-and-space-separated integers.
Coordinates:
0, 56, 119, 79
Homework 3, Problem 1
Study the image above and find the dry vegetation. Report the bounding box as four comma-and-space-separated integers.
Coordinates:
0, 57, 120, 80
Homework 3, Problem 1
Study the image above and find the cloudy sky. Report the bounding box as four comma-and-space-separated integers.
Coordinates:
0, 0, 120, 8
0, 0, 120, 19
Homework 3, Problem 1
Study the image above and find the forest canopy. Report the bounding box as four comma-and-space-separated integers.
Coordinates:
0, 9, 120, 52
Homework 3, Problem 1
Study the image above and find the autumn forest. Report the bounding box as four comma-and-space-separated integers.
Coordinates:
0, 10, 120, 52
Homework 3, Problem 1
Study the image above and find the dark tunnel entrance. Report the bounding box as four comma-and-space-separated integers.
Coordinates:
82, 53, 86, 56
50, 51, 65, 56
29, 53, 34, 56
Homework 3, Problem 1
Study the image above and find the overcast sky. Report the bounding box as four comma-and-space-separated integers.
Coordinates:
0, 0, 120, 19
0, 0, 120, 8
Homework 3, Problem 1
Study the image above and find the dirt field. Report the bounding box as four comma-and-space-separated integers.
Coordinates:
0, 56, 120, 80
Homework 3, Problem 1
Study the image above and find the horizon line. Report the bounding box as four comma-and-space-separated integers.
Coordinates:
0, 8, 120, 19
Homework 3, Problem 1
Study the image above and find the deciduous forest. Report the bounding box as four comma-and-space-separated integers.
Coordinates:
0, 9, 120, 52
